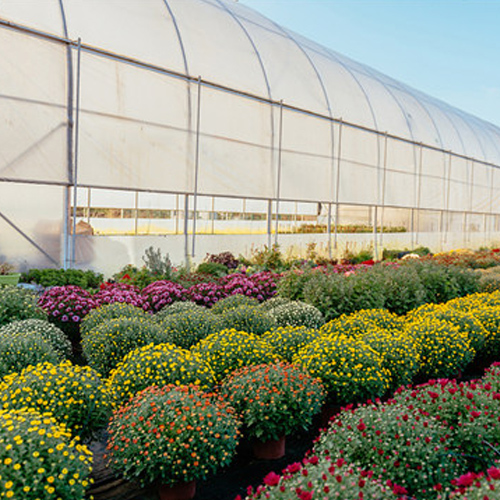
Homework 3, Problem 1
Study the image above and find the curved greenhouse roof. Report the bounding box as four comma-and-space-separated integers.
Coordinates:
1, 0, 499, 163
1, 0, 500, 271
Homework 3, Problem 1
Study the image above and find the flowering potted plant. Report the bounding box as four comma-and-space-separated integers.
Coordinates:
106, 384, 241, 500
0, 262, 21, 286
220, 362, 324, 459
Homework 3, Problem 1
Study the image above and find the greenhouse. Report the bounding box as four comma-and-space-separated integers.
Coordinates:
1, 0, 500, 273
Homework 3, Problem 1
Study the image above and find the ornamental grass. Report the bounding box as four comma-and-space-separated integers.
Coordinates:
192, 329, 280, 383
155, 308, 224, 349
108, 342, 215, 405
394, 378, 500, 470
266, 301, 325, 329
293, 334, 390, 405
0, 285, 47, 327
0, 409, 93, 499
80, 302, 151, 336
220, 362, 325, 441
106, 384, 240, 487
404, 317, 475, 380
313, 401, 466, 499
81, 316, 165, 376
261, 326, 320, 362
240, 456, 400, 500
0, 360, 111, 441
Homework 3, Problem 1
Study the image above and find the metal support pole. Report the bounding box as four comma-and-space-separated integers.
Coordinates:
380, 133, 388, 249
184, 194, 189, 267
443, 153, 452, 247
134, 191, 139, 235
274, 100, 284, 246
191, 77, 202, 257
334, 121, 343, 249
267, 200, 272, 248
373, 205, 378, 260
415, 144, 423, 245
70, 38, 82, 267
327, 203, 332, 259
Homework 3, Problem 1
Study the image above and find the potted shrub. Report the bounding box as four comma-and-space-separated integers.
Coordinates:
106, 384, 241, 500
0, 262, 21, 286
220, 362, 324, 459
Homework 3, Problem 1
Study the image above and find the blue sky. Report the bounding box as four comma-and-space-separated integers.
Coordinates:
238, 0, 500, 128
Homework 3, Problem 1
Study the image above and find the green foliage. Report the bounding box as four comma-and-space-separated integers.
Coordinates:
220, 362, 324, 441
248, 244, 289, 272
80, 302, 150, 336
20, 268, 103, 289
342, 247, 373, 264
257, 296, 292, 313
153, 300, 206, 321
81, 316, 165, 376
382, 246, 431, 260
266, 300, 324, 328
157, 309, 224, 349
220, 304, 276, 335
277, 269, 317, 301
196, 261, 229, 277
0, 286, 47, 327
112, 264, 157, 288
211, 294, 259, 314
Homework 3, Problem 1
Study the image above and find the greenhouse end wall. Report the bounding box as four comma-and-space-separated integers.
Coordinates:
1, 0, 500, 274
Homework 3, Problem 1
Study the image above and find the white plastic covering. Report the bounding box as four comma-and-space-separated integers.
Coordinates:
1, 0, 500, 271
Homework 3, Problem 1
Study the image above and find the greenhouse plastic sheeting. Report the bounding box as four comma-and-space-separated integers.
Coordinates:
1, 0, 500, 270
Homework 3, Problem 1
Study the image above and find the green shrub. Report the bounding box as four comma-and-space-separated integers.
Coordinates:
404, 317, 475, 380
0, 360, 111, 441
277, 269, 317, 301
108, 342, 215, 405
81, 316, 165, 376
0, 286, 47, 327
153, 300, 206, 321
0, 408, 94, 499
192, 329, 280, 383
261, 326, 319, 361
156, 309, 223, 349
266, 300, 324, 328
478, 267, 500, 292
196, 261, 229, 277
220, 305, 276, 335
0, 319, 72, 358
20, 268, 103, 289
211, 294, 259, 314
293, 334, 390, 405
80, 302, 151, 336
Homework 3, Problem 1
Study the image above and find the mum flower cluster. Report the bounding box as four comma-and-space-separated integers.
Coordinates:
38, 285, 95, 325
0, 409, 93, 499
106, 384, 240, 487
0, 360, 111, 441
93, 282, 150, 310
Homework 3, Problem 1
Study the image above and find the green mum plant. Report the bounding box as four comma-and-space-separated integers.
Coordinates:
81, 316, 165, 376
293, 333, 390, 405
0, 360, 111, 441
156, 309, 224, 349
211, 294, 259, 314
0, 319, 72, 358
404, 317, 475, 380
0, 409, 93, 499
220, 305, 276, 336
241, 456, 399, 500
220, 362, 324, 442
257, 296, 291, 313
313, 401, 466, 499
80, 302, 151, 336
106, 384, 241, 487
0, 286, 47, 327
266, 301, 325, 329
0, 330, 63, 379
261, 326, 319, 362
192, 329, 280, 383
108, 342, 216, 405
153, 300, 206, 321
